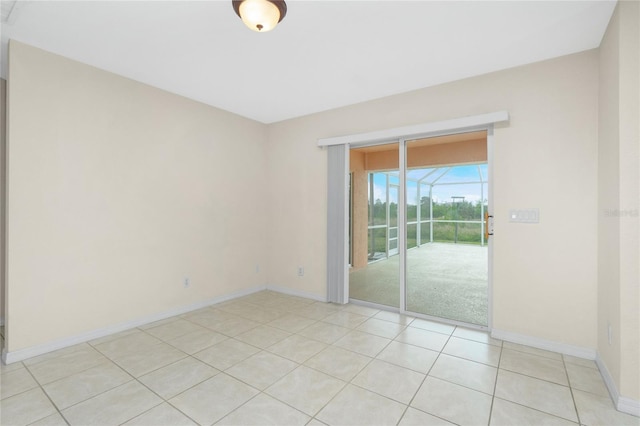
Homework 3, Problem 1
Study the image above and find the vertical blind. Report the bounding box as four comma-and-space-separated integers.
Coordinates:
326, 144, 346, 303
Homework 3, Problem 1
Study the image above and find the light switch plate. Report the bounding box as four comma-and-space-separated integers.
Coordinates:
509, 208, 539, 223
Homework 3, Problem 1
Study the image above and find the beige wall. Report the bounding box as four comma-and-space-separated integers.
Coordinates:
267, 50, 600, 349
1, 77, 6, 329
598, 0, 621, 390
617, 0, 639, 402
359, 139, 487, 172
5, 41, 268, 352
598, 0, 640, 402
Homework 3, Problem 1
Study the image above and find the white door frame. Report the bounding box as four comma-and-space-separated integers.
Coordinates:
320, 111, 508, 330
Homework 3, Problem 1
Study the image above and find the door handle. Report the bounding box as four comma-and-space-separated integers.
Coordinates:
484, 211, 494, 240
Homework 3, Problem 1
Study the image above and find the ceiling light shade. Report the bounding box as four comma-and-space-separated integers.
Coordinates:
232, 0, 287, 32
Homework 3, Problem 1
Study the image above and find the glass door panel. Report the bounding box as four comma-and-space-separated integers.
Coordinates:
404, 138, 489, 325
348, 142, 399, 308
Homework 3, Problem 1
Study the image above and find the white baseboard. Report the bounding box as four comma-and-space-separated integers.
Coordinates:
596, 353, 621, 405
2, 285, 267, 365
491, 328, 597, 359
266, 284, 327, 302
596, 353, 640, 417
618, 396, 640, 417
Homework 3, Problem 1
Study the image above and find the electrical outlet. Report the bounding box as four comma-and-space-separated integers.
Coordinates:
184, 277, 190, 288
255, 264, 260, 273
297, 266, 304, 277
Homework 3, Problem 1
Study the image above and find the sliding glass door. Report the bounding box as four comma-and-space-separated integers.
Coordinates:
348, 132, 490, 327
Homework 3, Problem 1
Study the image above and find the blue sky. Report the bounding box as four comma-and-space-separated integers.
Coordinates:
370, 164, 488, 204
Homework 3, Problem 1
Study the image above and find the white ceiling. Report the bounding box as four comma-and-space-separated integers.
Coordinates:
0, 0, 616, 124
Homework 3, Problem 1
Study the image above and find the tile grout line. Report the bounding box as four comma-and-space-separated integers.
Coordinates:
563, 354, 583, 425
37, 362, 136, 419
40, 323, 208, 425
21, 361, 72, 426
214, 364, 318, 425
112, 301, 298, 425
280, 308, 389, 424
152, 312, 327, 424
494, 346, 592, 424
486, 338, 505, 426
289, 312, 383, 423
128, 363, 203, 426
399, 324, 457, 425
129, 333, 228, 424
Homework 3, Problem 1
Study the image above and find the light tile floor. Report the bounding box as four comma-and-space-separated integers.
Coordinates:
1, 291, 638, 426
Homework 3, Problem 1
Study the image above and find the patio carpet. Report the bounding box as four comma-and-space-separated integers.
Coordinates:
349, 243, 488, 326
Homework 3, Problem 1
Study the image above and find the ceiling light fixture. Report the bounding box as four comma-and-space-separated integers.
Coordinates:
232, 0, 287, 32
